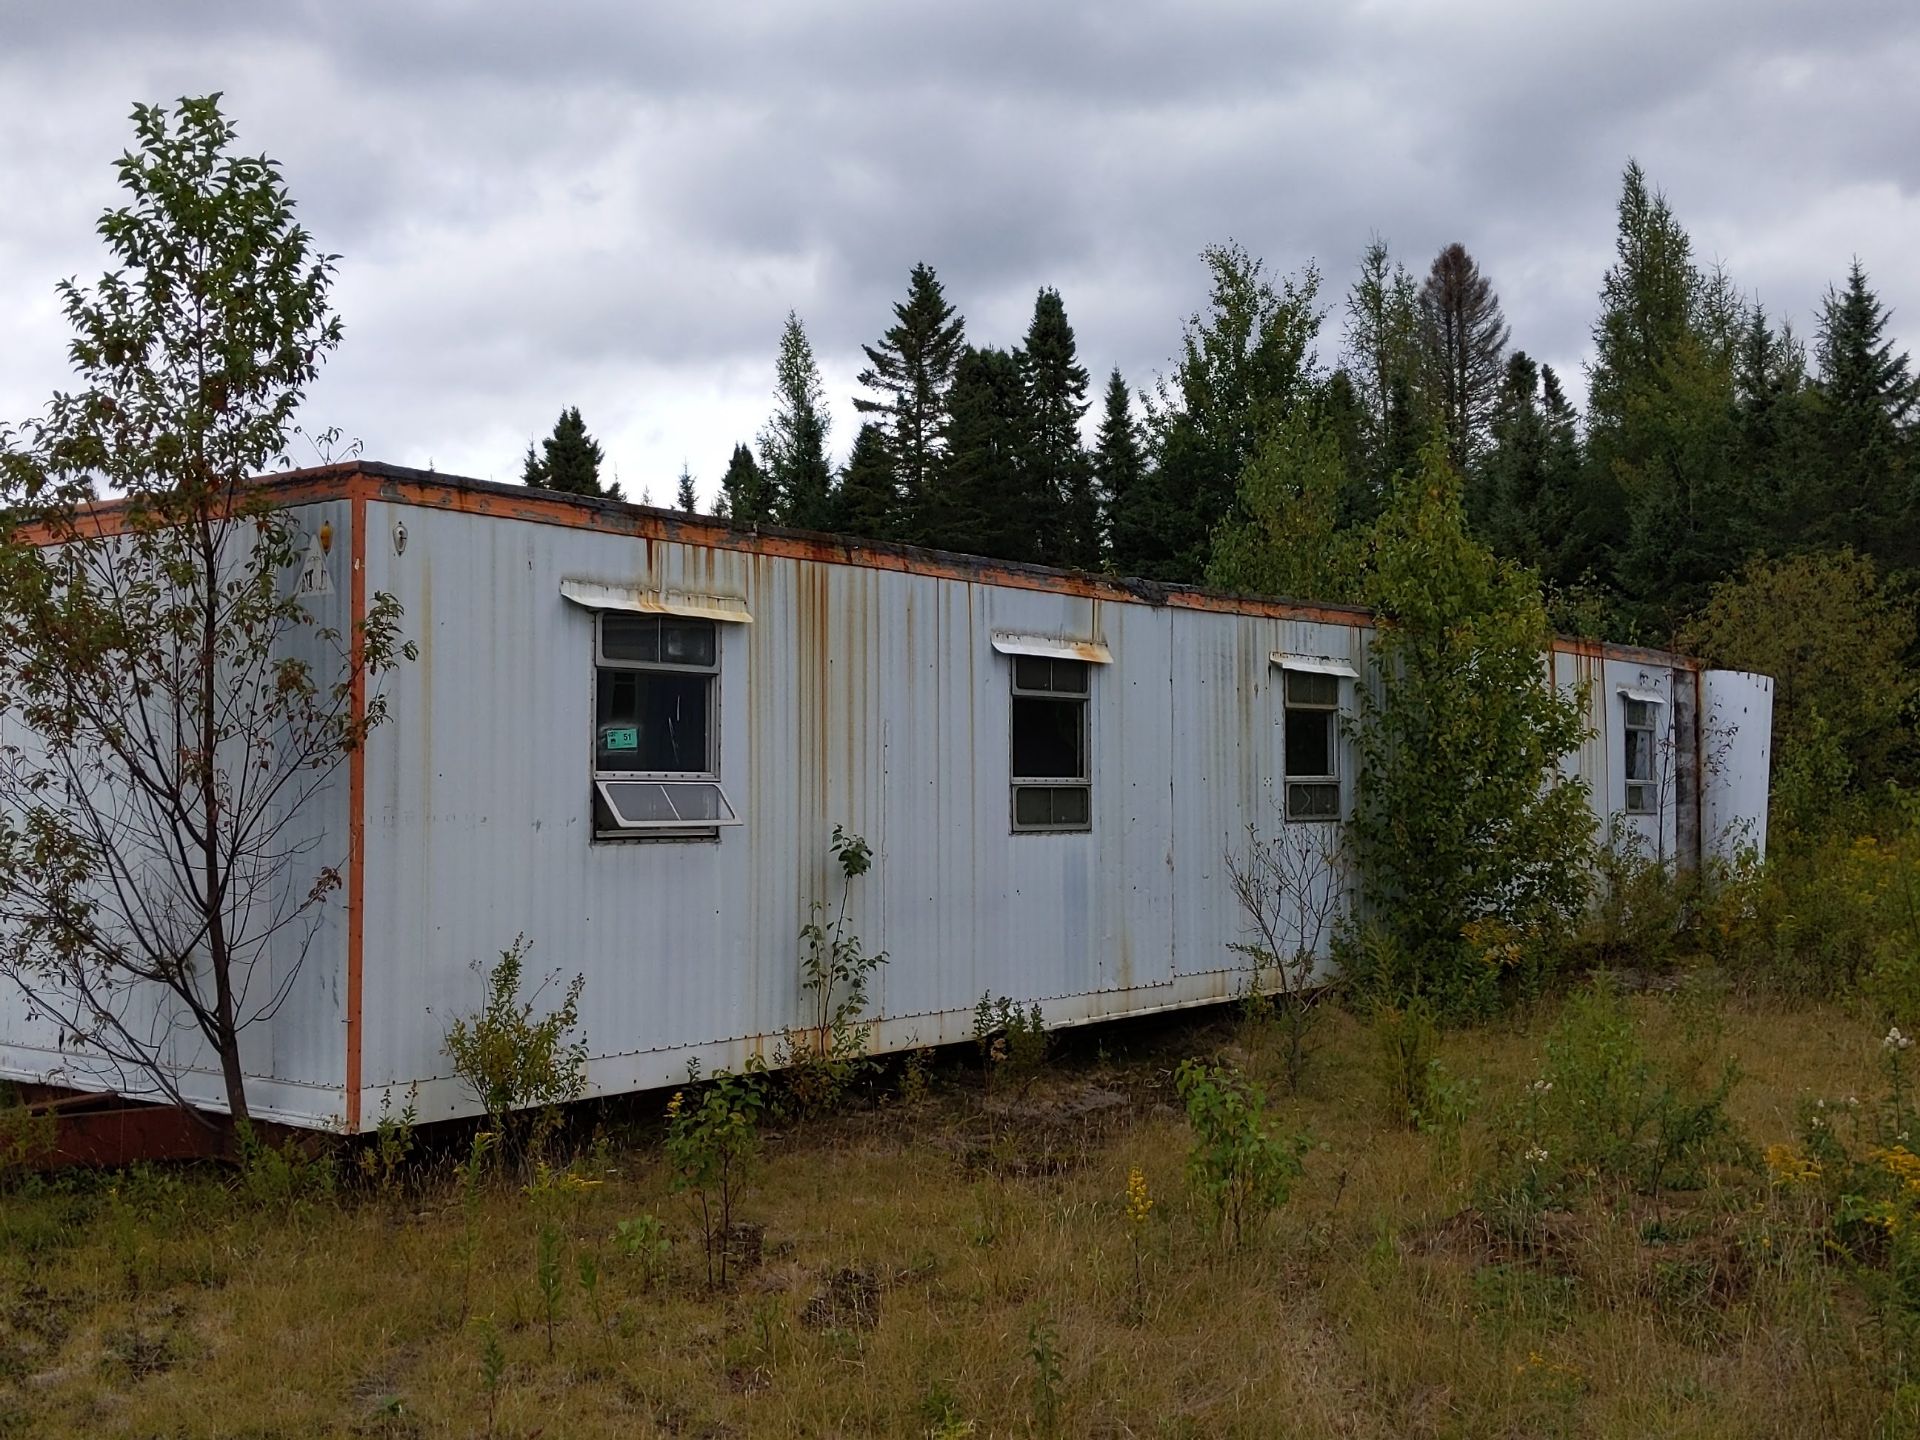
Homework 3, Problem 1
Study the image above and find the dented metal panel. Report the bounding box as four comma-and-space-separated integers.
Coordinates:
1702, 669, 1773, 861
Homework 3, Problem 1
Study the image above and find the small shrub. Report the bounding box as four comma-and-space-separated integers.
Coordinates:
233, 1123, 336, 1216
665, 1066, 766, 1288
0, 1089, 55, 1186
1573, 822, 1698, 973
1226, 819, 1348, 1090
473, 1317, 506, 1439
897, 1045, 934, 1106
442, 936, 587, 1168
355, 1087, 419, 1195
613, 1213, 672, 1290
1174, 1059, 1308, 1249
1480, 980, 1747, 1221
1373, 1001, 1439, 1130
1025, 1317, 1065, 1437
534, 1215, 564, 1358
779, 825, 890, 1115
453, 1130, 495, 1326
972, 994, 1049, 1090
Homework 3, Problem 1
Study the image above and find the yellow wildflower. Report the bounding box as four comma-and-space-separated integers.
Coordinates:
1125, 1167, 1154, 1228
1764, 1143, 1821, 1185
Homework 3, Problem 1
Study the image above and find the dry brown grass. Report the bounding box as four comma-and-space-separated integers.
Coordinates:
0, 994, 1908, 1439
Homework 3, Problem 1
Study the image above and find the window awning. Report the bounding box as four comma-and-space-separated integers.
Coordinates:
991, 632, 1113, 664
596, 779, 742, 830
561, 579, 752, 623
1619, 687, 1666, 704
1271, 653, 1359, 678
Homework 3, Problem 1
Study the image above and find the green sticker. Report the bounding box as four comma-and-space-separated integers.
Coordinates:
604, 726, 638, 751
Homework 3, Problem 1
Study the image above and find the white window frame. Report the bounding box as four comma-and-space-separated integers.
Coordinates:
1280, 663, 1345, 823
1621, 691, 1661, 817
592, 613, 740, 839
1009, 654, 1092, 834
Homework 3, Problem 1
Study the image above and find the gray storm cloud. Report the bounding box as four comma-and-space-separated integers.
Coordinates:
2, 1, 1915, 500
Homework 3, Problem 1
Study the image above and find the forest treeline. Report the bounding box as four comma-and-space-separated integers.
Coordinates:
524, 161, 1915, 640
522, 160, 1920, 824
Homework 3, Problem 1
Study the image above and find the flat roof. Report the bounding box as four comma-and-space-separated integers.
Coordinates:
78, 458, 1703, 671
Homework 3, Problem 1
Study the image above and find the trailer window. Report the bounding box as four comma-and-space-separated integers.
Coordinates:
1283, 668, 1340, 821
592, 614, 739, 838
1011, 655, 1090, 832
1623, 696, 1658, 815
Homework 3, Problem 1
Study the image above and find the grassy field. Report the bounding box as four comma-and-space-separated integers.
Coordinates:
1, 990, 1914, 1439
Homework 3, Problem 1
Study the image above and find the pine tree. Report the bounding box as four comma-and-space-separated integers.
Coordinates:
855, 264, 966, 546
524, 407, 618, 498
1810, 260, 1917, 567
830, 422, 898, 541
1418, 243, 1510, 470
1144, 242, 1324, 581
760, 311, 835, 530
1094, 369, 1146, 571
675, 462, 698, 514
938, 345, 1035, 561
718, 442, 774, 524
1019, 288, 1096, 567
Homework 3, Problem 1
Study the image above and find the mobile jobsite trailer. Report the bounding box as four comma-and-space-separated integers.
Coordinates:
0, 462, 1774, 1130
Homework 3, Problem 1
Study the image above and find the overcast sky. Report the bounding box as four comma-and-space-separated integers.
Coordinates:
3, 2, 1916, 506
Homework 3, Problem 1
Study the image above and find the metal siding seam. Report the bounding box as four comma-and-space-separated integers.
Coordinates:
345, 485, 368, 1132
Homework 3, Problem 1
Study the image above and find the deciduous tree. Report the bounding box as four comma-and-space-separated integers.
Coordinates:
1145, 242, 1324, 581
0, 96, 415, 1123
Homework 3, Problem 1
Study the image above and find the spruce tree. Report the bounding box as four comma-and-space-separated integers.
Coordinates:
1019, 288, 1096, 567
675, 462, 698, 514
718, 442, 774, 524
1094, 369, 1146, 571
1732, 304, 1813, 547
855, 264, 966, 547
830, 422, 898, 541
1474, 352, 1583, 580
1585, 162, 1745, 631
1418, 242, 1510, 470
1810, 261, 1917, 567
524, 406, 618, 498
938, 345, 1035, 561
760, 311, 835, 530
1343, 238, 1426, 510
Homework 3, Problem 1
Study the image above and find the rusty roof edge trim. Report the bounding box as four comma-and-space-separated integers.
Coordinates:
74, 459, 1710, 673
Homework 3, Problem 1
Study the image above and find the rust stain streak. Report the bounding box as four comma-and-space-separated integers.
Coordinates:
344, 484, 369, 1132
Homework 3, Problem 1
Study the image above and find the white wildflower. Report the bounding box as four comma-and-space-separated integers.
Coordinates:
1886, 1026, 1912, 1052
1524, 1146, 1549, 1165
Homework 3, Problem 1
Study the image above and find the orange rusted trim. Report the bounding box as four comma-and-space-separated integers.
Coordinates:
22, 461, 1704, 669
360, 472, 1379, 629
10, 474, 361, 546
344, 485, 368, 1132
